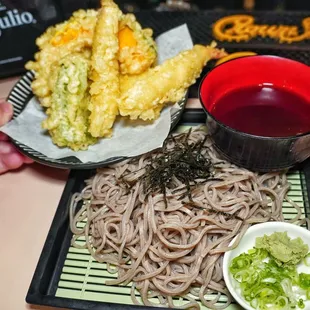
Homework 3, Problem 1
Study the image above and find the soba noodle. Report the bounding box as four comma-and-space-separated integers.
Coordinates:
70, 128, 306, 309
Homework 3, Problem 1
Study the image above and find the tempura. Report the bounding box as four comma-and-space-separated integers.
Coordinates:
88, 0, 122, 138
118, 14, 157, 75
119, 43, 227, 121
42, 54, 97, 151
25, 5, 158, 110
25, 0, 228, 151
25, 9, 98, 108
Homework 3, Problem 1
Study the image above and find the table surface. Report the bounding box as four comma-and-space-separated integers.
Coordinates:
0, 76, 201, 310
0, 76, 69, 310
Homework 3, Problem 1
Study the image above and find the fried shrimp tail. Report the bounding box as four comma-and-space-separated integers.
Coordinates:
42, 54, 97, 151
119, 43, 227, 121
88, 0, 121, 138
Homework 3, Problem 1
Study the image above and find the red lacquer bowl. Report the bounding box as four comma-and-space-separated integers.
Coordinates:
199, 55, 310, 172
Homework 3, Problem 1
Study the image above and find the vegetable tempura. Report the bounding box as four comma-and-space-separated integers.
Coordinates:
118, 14, 157, 75
88, 0, 122, 138
26, 9, 98, 108
26, 6, 157, 109
42, 54, 97, 151
119, 43, 227, 121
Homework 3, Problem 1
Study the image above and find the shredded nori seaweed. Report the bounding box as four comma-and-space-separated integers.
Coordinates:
122, 129, 219, 206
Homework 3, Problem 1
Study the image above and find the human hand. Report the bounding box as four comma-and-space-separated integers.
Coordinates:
0, 101, 33, 174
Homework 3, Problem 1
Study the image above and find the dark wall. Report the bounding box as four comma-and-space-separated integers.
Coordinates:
3, 0, 310, 13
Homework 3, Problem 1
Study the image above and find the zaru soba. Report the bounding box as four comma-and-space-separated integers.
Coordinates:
70, 128, 308, 310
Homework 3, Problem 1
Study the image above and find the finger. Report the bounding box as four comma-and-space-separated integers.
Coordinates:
0, 141, 34, 162
22, 155, 34, 164
4, 152, 25, 169
0, 140, 16, 154
0, 152, 25, 174
0, 131, 8, 141
0, 103, 13, 127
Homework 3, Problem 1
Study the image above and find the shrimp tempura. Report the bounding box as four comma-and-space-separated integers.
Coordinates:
88, 0, 122, 138
119, 43, 227, 121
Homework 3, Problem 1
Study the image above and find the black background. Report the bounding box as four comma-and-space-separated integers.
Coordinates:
1, 0, 310, 79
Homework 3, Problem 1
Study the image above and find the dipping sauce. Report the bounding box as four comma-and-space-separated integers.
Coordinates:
211, 85, 310, 137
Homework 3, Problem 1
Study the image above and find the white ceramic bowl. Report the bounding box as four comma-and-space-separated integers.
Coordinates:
223, 222, 310, 310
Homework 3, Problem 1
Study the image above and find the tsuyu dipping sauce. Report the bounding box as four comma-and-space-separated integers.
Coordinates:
199, 55, 310, 172
211, 84, 310, 137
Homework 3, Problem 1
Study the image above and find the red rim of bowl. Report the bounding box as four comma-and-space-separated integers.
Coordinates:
198, 55, 310, 140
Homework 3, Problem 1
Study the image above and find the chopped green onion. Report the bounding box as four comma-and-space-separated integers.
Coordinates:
230, 248, 309, 309
299, 273, 310, 290
304, 253, 310, 267
298, 298, 305, 309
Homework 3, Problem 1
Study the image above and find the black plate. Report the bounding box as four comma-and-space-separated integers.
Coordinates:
7, 71, 187, 170
25, 110, 310, 310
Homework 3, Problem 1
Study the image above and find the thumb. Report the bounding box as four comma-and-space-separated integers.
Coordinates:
0, 103, 13, 127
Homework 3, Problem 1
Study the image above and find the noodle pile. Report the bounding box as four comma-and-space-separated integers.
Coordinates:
70, 128, 306, 309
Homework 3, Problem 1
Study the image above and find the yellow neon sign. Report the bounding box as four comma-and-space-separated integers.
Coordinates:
213, 15, 310, 43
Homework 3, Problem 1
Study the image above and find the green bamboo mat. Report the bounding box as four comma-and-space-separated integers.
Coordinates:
55, 125, 308, 309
